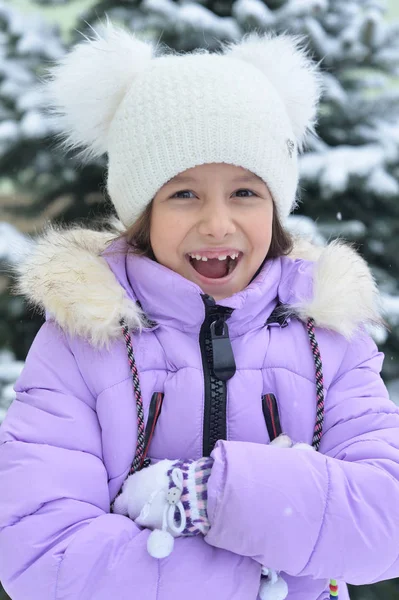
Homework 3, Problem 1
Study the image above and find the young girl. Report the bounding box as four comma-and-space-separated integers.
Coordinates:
1, 22, 399, 600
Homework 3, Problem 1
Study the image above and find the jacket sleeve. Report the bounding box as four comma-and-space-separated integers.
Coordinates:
205, 330, 399, 586
0, 321, 260, 600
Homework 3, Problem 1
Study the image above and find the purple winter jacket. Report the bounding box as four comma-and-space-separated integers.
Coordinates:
1, 225, 399, 600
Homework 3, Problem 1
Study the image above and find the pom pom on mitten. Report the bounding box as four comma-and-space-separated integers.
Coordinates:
146, 528, 175, 559
140, 457, 213, 558
259, 567, 289, 600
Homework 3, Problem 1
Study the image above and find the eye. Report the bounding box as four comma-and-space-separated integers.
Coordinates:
170, 190, 196, 199
234, 189, 258, 197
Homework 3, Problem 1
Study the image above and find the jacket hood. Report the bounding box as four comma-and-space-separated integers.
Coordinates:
13, 220, 383, 348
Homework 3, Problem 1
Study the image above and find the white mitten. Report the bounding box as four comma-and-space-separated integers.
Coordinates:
270, 433, 315, 452
113, 457, 213, 559
269, 434, 293, 448
112, 459, 174, 523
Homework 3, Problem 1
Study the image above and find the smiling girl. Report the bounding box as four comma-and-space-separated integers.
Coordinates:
148, 163, 276, 299
1, 21, 399, 600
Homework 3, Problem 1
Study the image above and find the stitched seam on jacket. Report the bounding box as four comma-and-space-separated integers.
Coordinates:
263, 366, 316, 384
54, 553, 65, 600
97, 376, 133, 397
98, 366, 316, 398
155, 559, 161, 600
381, 544, 399, 582
329, 335, 381, 388
97, 366, 203, 398
299, 457, 331, 575
208, 444, 227, 526
108, 466, 130, 485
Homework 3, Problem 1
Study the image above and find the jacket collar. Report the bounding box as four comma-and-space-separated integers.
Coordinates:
14, 220, 383, 348
103, 238, 291, 336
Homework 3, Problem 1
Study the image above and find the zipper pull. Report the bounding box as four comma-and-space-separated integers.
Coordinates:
210, 319, 236, 381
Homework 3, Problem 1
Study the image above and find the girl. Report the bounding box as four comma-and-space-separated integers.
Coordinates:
1, 22, 399, 600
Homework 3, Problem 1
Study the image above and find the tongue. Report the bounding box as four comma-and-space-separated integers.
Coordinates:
193, 258, 228, 279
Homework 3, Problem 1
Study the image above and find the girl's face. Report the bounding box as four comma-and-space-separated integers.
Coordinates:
151, 163, 274, 301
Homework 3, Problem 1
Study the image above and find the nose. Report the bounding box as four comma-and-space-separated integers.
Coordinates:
197, 198, 236, 241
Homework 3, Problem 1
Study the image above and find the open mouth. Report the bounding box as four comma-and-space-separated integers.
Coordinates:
187, 252, 242, 280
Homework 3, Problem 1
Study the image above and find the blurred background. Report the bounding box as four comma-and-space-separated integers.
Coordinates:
1, 0, 399, 598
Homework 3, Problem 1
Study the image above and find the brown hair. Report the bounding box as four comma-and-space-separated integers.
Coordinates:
115, 200, 293, 260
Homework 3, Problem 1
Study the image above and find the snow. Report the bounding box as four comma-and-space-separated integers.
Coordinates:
16, 88, 45, 112
286, 215, 325, 245
300, 144, 391, 199
178, 4, 240, 39
0, 60, 34, 85
381, 293, 399, 327
0, 0, 66, 174
0, 222, 31, 264
233, 0, 275, 28
279, 0, 329, 21
387, 379, 399, 407
0, 120, 19, 143
302, 17, 339, 61
0, 349, 21, 424
142, 0, 178, 20
366, 166, 399, 196
319, 219, 367, 240
142, 0, 240, 40
20, 109, 53, 138
366, 323, 389, 345
6, 8, 63, 60
322, 72, 347, 106
0, 360, 24, 383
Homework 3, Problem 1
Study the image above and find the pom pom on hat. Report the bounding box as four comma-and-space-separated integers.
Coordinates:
223, 33, 323, 150
44, 20, 154, 160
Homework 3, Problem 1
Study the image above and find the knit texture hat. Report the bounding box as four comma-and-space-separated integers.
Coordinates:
45, 22, 322, 227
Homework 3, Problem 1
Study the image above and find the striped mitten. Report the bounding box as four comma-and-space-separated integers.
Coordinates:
134, 457, 214, 558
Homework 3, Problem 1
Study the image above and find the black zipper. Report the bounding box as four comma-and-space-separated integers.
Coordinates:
200, 295, 236, 457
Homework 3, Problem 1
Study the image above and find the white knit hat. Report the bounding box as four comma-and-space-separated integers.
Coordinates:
46, 22, 322, 227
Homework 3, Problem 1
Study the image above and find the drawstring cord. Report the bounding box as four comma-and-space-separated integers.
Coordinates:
116, 314, 338, 599
307, 317, 325, 452
307, 318, 337, 599
110, 318, 148, 509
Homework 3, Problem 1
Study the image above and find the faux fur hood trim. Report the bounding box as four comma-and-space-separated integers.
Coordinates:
14, 222, 383, 349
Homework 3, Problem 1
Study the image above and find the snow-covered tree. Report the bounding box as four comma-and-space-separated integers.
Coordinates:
0, 222, 33, 420
0, 1, 109, 225
0, 2, 62, 201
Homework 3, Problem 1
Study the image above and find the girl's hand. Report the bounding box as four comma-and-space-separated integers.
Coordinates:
112, 435, 312, 527
112, 435, 312, 559
113, 456, 214, 558
112, 459, 175, 526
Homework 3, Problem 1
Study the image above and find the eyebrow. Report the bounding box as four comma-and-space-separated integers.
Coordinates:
166, 173, 264, 185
